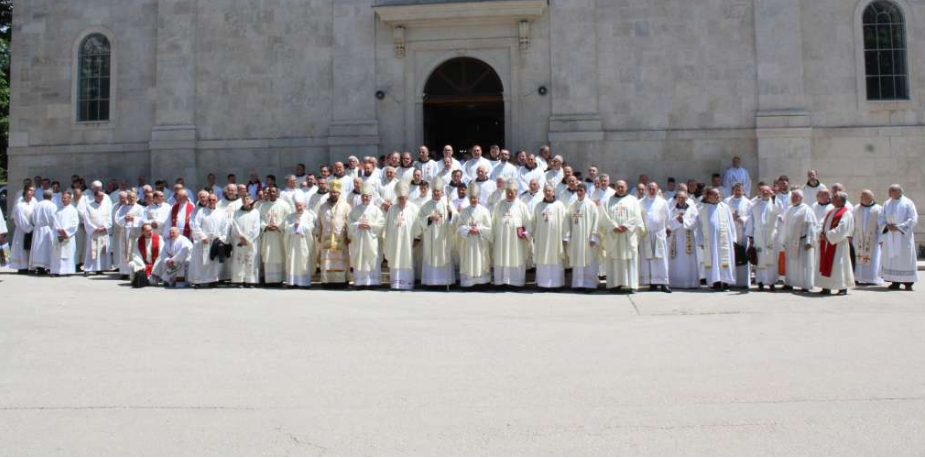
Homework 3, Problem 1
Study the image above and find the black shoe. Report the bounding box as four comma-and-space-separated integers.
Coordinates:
712, 282, 722, 291
904, 283, 914, 291
610, 286, 623, 293
661, 285, 672, 294
820, 289, 831, 295
649, 285, 658, 291
757, 283, 765, 291
837, 289, 848, 296
889, 282, 901, 290
781, 285, 793, 291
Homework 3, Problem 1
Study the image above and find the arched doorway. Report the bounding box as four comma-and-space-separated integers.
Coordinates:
423, 57, 504, 157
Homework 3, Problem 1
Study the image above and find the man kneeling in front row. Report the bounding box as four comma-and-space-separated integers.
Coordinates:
130, 224, 193, 288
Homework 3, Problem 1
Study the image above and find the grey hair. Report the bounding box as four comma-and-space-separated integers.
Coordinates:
43, 189, 53, 199
889, 183, 903, 194
286, 174, 297, 181
833, 191, 849, 203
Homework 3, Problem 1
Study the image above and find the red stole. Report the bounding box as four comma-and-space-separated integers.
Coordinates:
138, 233, 161, 277
819, 206, 848, 278
171, 202, 194, 238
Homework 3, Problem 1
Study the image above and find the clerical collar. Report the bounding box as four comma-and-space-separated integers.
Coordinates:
862, 202, 876, 207
615, 193, 627, 198
585, 178, 594, 183
317, 190, 329, 195
476, 177, 488, 183
677, 203, 689, 209
524, 164, 536, 171
411, 181, 422, 186
543, 197, 555, 203
807, 181, 819, 187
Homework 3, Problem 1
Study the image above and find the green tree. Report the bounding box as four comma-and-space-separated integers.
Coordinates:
0, 0, 11, 183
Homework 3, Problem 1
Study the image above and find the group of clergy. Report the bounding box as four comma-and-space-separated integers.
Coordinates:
1, 146, 919, 295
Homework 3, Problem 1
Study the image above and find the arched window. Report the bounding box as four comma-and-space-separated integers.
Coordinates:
77, 34, 111, 122
863, 1, 908, 100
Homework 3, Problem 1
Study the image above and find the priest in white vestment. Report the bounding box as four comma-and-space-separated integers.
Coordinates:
780, 190, 819, 292
639, 183, 672, 292
721, 156, 752, 197
114, 192, 145, 277
143, 191, 171, 233
82, 190, 113, 274
667, 191, 701, 289
801, 170, 826, 205
725, 183, 753, 288
491, 179, 533, 287
599, 181, 644, 292
471, 166, 498, 208
152, 226, 193, 287
347, 183, 386, 288
314, 181, 352, 286
417, 178, 456, 286
698, 187, 737, 290
810, 187, 833, 224
878, 184, 919, 290
50, 191, 80, 276
383, 183, 421, 290
818, 192, 855, 295
456, 183, 493, 288
853, 190, 884, 285
462, 145, 492, 183
189, 193, 229, 287
746, 185, 781, 290
283, 198, 318, 288
565, 184, 601, 290
217, 185, 244, 281
28, 189, 58, 272
0, 204, 8, 266
258, 187, 292, 285
230, 195, 262, 286
533, 184, 568, 289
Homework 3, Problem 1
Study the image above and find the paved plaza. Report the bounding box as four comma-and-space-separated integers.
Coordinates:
1, 269, 924, 455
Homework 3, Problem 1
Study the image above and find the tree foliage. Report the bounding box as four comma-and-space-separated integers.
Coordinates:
0, 0, 11, 183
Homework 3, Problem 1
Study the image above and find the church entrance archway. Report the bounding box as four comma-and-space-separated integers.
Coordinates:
423, 57, 504, 157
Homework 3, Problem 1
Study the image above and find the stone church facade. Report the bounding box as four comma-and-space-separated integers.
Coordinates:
8, 0, 925, 237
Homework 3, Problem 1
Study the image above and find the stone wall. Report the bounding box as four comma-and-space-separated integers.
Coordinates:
7, 0, 924, 247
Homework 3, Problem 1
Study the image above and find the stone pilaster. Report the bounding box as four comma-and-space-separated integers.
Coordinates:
328, 0, 380, 161
548, 0, 602, 145
150, 0, 199, 185
754, 0, 812, 182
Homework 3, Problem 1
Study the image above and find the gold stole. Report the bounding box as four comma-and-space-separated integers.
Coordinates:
700, 205, 731, 269
857, 206, 879, 265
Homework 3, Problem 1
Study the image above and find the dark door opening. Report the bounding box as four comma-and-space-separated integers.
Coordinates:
423, 57, 504, 158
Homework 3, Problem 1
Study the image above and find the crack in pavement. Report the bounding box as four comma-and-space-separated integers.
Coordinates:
1, 395, 922, 413
627, 294, 641, 315
0, 405, 259, 411
274, 426, 327, 456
